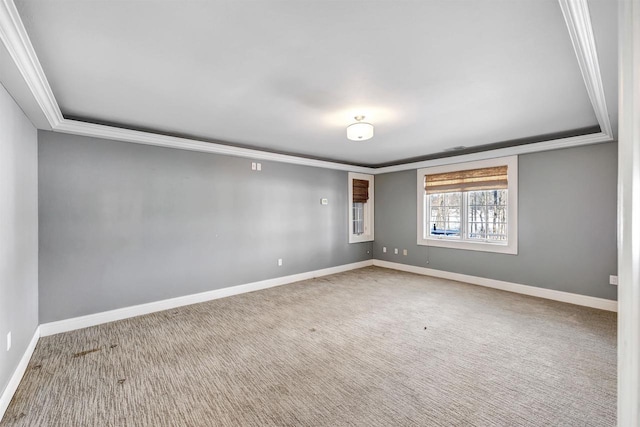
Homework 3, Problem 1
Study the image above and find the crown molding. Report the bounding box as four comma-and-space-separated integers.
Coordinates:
0, 0, 613, 174
0, 0, 62, 127
373, 131, 612, 174
55, 120, 613, 175
55, 119, 375, 173
559, 0, 613, 138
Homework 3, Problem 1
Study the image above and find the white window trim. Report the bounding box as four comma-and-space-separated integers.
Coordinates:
416, 155, 518, 255
348, 172, 374, 243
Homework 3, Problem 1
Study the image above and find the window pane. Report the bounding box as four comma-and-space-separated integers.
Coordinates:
466, 190, 507, 241
429, 192, 461, 238
429, 193, 443, 206
352, 202, 365, 235
446, 192, 461, 206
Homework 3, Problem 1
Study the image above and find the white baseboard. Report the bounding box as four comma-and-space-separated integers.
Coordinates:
40, 260, 374, 337
373, 260, 618, 312
0, 326, 40, 422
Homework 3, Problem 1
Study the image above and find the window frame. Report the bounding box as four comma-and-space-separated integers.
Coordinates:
416, 156, 518, 254
348, 172, 374, 243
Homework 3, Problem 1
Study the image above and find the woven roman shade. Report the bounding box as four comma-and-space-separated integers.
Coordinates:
353, 179, 369, 203
425, 165, 508, 194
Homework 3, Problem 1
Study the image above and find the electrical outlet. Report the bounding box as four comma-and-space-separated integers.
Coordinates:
257, 163, 262, 171
394, 248, 398, 254
383, 247, 387, 253
403, 249, 408, 256
610, 275, 618, 286
6, 332, 11, 351
278, 258, 283, 266
320, 198, 328, 205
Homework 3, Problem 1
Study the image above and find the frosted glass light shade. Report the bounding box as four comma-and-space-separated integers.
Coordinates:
347, 121, 374, 141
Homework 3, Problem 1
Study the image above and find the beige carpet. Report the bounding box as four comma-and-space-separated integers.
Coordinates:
1, 267, 616, 426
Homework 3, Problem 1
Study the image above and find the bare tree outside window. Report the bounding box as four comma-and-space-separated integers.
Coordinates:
427, 190, 507, 242
428, 192, 461, 237
467, 190, 507, 241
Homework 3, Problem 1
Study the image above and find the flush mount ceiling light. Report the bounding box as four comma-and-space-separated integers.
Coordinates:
347, 116, 374, 141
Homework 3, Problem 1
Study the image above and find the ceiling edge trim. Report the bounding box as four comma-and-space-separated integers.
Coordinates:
373, 132, 613, 174
559, 0, 613, 138
55, 119, 613, 175
54, 119, 375, 173
0, 0, 614, 174
0, 0, 62, 127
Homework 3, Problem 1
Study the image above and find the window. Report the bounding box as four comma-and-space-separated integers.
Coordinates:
348, 172, 374, 243
417, 156, 518, 254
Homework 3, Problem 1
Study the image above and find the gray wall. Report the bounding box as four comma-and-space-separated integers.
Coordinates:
0, 84, 38, 396
38, 131, 372, 323
374, 142, 618, 300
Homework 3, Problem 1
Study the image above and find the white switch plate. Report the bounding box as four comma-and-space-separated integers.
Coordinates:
251, 162, 256, 170
403, 249, 408, 256
257, 163, 262, 171
383, 247, 387, 253
278, 258, 283, 266
610, 275, 618, 285
6, 332, 11, 351
320, 198, 328, 205
394, 248, 398, 254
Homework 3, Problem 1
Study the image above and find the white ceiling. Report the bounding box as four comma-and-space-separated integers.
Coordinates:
14, 0, 616, 166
